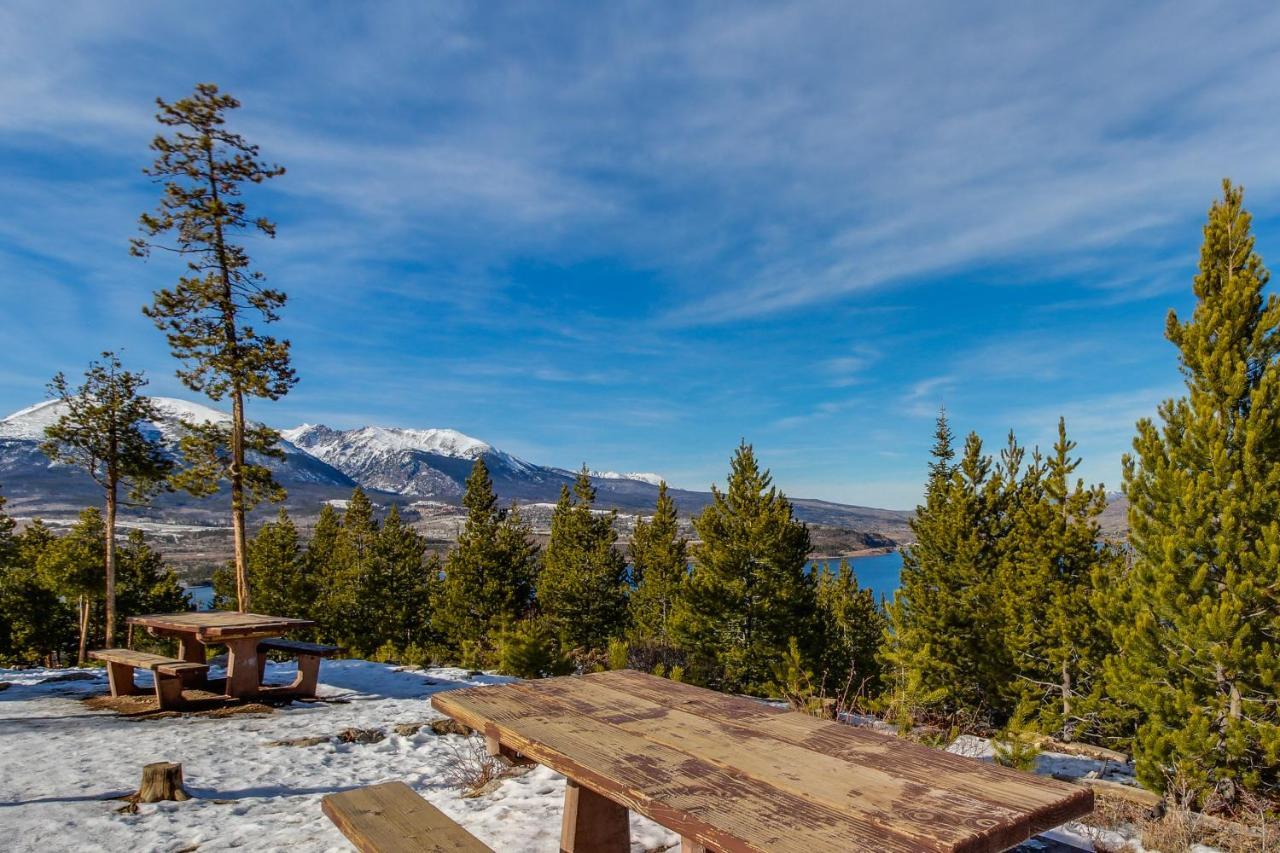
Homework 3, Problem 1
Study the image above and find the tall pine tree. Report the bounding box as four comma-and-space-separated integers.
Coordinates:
36, 508, 106, 665
539, 467, 629, 654
1111, 180, 1280, 798
882, 415, 1015, 725
628, 481, 688, 655
245, 509, 312, 623
999, 419, 1119, 742
371, 505, 434, 651
133, 83, 294, 611
41, 352, 172, 645
815, 559, 886, 700
672, 443, 814, 693
434, 459, 538, 657
323, 488, 379, 653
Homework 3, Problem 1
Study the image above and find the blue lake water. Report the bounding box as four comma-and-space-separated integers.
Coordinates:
183, 583, 215, 611
807, 549, 904, 605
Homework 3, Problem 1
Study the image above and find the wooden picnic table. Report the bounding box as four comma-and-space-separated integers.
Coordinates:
127, 611, 314, 699
432, 670, 1093, 853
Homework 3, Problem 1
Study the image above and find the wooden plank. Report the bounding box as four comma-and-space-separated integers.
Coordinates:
127, 611, 314, 640
153, 661, 209, 677
594, 670, 1091, 827
436, 691, 952, 852
515, 676, 1042, 852
322, 781, 492, 853
89, 648, 186, 670
258, 638, 341, 656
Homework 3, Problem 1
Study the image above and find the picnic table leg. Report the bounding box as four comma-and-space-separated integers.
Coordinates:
680, 838, 709, 853
560, 779, 629, 853
224, 637, 262, 699
105, 661, 144, 697
174, 631, 209, 689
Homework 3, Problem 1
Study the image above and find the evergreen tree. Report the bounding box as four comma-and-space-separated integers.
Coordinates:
305, 503, 343, 640
372, 505, 434, 651
132, 83, 294, 612
539, 467, 629, 653
0, 518, 74, 666
882, 417, 1014, 725
323, 488, 379, 653
815, 559, 886, 700
434, 459, 538, 656
36, 508, 106, 664
41, 352, 172, 645
244, 508, 311, 621
1111, 181, 1280, 798
672, 443, 815, 693
999, 419, 1119, 742
115, 529, 189, 619
628, 481, 688, 655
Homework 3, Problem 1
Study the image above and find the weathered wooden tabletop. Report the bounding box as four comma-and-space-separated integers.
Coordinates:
431, 670, 1093, 853
127, 611, 315, 641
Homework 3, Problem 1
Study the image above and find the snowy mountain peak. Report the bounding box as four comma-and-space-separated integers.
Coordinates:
0, 395, 230, 442
283, 424, 494, 462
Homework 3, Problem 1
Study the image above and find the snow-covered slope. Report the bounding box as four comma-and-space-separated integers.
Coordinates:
282, 423, 543, 498
591, 470, 665, 486
0, 397, 353, 491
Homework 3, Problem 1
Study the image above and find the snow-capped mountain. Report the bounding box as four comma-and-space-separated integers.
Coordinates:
0, 397, 353, 493
283, 423, 560, 500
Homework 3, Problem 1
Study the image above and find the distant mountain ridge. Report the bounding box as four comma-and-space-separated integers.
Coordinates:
0, 397, 914, 543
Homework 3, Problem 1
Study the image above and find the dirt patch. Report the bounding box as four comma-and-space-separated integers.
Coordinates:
429, 718, 472, 736
82, 691, 278, 719
336, 727, 385, 744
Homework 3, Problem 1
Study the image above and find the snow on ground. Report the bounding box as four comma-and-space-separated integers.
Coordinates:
0, 660, 680, 853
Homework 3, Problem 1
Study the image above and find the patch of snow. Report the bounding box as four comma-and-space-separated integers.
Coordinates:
591, 471, 665, 486
0, 660, 681, 852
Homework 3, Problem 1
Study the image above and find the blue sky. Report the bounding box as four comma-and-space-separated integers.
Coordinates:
3, 2, 1280, 509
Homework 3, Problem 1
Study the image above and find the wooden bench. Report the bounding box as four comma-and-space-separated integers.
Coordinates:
89, 649, 209, 710
256, 638, 342, 697
322, 781, 492, 852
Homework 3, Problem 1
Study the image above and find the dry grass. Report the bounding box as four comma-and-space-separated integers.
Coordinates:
1079, 790, 1280, 852
82, 691, 276, 718
440, 734, 522, 797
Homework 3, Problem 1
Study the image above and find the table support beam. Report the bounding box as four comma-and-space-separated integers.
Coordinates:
224, 637, 262, 698
560, 779, 629, 853
681, 838, 709, 853
173, 630, 208, 689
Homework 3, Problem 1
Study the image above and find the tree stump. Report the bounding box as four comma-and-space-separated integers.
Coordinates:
136, 761, 191, 803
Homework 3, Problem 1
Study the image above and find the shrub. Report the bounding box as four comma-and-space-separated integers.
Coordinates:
607, 639, 629, 671
496, 619, 574, 679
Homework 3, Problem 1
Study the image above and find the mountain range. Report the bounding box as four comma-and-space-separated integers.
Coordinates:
0, 396, 914, 562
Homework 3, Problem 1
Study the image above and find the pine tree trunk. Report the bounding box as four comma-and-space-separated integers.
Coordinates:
205, 138, 250, 614
77, 595, 89, 666
230, 388, 250, 611
1061, 659, 1073, 743
104, 482, 118, 647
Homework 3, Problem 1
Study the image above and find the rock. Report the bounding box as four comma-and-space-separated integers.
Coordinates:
393, 722, 425, 737
429, 718, 472, 737
0, 682, 10, 691
336, 727, 385, 744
